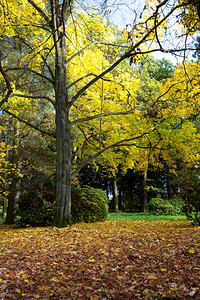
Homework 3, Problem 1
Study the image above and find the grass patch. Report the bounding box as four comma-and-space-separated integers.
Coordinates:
108, 212, 187, 221
1, 213, 187, 225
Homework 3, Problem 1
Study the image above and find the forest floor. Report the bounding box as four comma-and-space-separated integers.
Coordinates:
0, 220, 199, 299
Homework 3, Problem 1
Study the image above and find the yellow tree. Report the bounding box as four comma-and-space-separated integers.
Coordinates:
0, 0, 198, 226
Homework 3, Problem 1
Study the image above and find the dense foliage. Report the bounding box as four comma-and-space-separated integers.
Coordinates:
71, 186, 108, 223
15, 185, 108, 227
179, 168, 200, 225
15, 189, 54, 227
147, 197, 184, 216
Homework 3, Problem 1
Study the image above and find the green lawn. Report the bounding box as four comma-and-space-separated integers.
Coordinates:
1, 213, 187, 225
108, 212, 187, 221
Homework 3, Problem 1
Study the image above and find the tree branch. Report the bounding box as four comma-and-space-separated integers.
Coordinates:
11, 93, 56, 108
27, 0, 51, 26
70, 108, 139, 128
2, 109, 56, 138
71, 1, 186, 105
0, 51, 13, 107
71, 131, 153, 178
66, 42, 95, 65
5, 67, 54, 84
67, 73, 96, 89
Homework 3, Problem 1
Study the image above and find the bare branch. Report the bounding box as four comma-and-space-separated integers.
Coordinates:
67, 73, 96, 89
27, 0, 51, 26
0, 50, 13, 107
41, 54, 55, 82
154, 8, 164, 51
5, 67, 54, 84
12, 93, 56, 108
2, 108, 55, 138
66, 42, 95, 64
70, 108, 139, 128
71, 131, 153, 178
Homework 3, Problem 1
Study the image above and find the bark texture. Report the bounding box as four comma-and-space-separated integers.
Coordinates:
4, 123, 20, 224
143, 170, 148, 213
52, 0, 74, 226
113, 177, 119, 213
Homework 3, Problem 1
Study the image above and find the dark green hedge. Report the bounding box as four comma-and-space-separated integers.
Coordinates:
15, 185, 108, 227
147, 197, 184, 215
14, 189, 54, 227
71, 186, 108, 223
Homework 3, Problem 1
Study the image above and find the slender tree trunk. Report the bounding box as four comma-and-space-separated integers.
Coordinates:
113, 177, 119, 213
5, 122, 20, 224
118, 185, 124, 211
4, 178, 20, 224
167, 171, 171, 199
3, 199, 7, 218
143, 170, 148, 213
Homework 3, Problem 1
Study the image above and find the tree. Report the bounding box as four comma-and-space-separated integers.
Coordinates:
0, 86, 56, 223
0, 0, 199, 226
178, 166, 200, 225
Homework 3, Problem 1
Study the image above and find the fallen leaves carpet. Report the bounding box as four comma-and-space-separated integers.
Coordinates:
0, 220, 199, 299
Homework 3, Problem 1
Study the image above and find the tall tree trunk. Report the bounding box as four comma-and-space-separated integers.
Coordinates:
2, 198, 7, 218
118, 185, 124, 211
54, 103, 72, 226
4, 178, 20, 224
4, 122, 20, 224
113, 177, 119, 213
52, 0, 73, 227
166, 169, 171, 199
143, 170, 148, 213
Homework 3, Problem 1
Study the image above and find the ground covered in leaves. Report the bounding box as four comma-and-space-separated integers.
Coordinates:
0, 220, 199, 299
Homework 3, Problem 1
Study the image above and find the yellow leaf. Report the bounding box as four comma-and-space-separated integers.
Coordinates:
17, 271, 25, 276
188, 249, 195, 254
38, 285, 47, 290
148, 274, 157, 280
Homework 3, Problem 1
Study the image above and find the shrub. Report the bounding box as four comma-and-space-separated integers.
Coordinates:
169, 197, 184, 215
15, 189, 54, 227
71, 186, 108, 223
15, 185, 108, 227
178, 168, 200, 225
147, 197, 178, 215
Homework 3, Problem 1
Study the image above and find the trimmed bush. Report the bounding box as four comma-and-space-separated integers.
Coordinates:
71, 186, 108, 223
147, 197, 181, 215
15, 185, 108, 227
15, 189, 54, 227
169, 197, 184, 215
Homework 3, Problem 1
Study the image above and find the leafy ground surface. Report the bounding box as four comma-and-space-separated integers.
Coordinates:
0, 220, 199, 299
